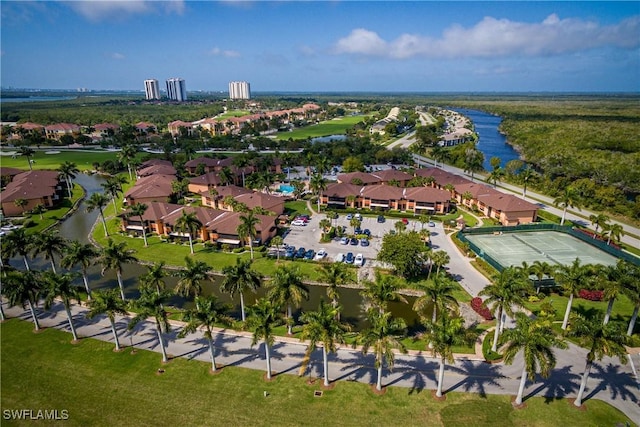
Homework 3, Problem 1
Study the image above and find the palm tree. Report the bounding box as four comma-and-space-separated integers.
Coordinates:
57, 161, 79, 198
317, 262, 354, 313
31, 203, 46, 219
554, 258, 593, 330
174, 210, 202, 255
598, 265, 624, 325
19, 146, 35, 170
430, 250, 450, 277
41, 271, 81, 342
128, 203, 149, 247
99, 239, 138, 300
179, 295, 234, 372
463, 147, 484, 182
589, 213, 610, 238
267, 264, 309, 335
619, 261, 640, 336
86, 288, 128, 351
356, 308, 407, 391
14, 198, 27, 214
529, 260, 555, 292
128, 286, 173, 363
413, 272, 459, 323
139, 262, 167, 296
361, 271, 407, 314
479, 267, 530, 352
602, 223, 624, 246
299, 300, 351, 387
487, 167, 505, 188
246, 298, 282, 380
553, 186, 581, 226
3, 270, 42, 330
118, 143, 138, 181
1, 228, 33, 270
237, 211, 259, 260
61, 241, 98, 299
394, 220, 407, 234
86, 192, 110, 237
502, 313, 567, 405
424, 312, 473, 398
101, 175, 128, 212
221, 258, 263, 322
31, 230, 68, 274
270, 236, 284, 262
350, 217, 362, 233
519, 165, 536, 199
569, 314, 628, 407
175, 257, 210, 304
309, 173, 327, 212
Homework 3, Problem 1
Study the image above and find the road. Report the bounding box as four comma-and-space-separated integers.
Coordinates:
4, 301, 638, 422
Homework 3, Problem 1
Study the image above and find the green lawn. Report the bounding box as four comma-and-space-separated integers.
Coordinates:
275, 115, 366, 140
0, 150, 126, 171
1, 319, 634, 427
216, 110, 251, 119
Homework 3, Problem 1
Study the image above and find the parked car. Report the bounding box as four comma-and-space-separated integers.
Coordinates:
340, 237, 349, 245
354, 253, 364, 267
360, 238, 369, 247
344, 252, 354, 264
295, 247, 306, 258
428, 221, 435, 227
349, 237, 358, 246
284, 246, 296, 258
346, 213, 353, 220
363, 229, 371, 236
334, 253, 345, 263
315, 249, 327, 260
377, 215, 385, 223
304, 249, 315, 260
402, 218, 408, 225
299, 214, 310, 220
291, 219, 306, 226
354, 213, 362, 220
354, 227, 362, 235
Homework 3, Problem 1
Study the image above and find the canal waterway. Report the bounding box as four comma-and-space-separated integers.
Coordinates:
452, 108, 521, 170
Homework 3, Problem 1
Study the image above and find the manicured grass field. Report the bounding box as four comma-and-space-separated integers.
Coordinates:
275, 115, 366, 140
1, 319, 634, 427
0, 150, 127, 171
216, 110, 251, 119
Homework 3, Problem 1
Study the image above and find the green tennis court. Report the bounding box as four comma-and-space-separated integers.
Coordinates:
464, 230, 618, 268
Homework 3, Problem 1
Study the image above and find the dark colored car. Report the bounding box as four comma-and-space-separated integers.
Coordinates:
345, 252, 355, 264
295, 247, 306, 258
284, 246, 296, 258
304, 249, 315, 260
377, 215, 385, 223
349, 237, 358, 246
354, 227, 362, 235
360, 238, 369, 247
363, 229, 371, 236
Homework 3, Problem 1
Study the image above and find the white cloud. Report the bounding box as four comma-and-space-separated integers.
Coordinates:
67, 0, 185, 21
208, 47, 241, 58
110, 52, 125, 60
333, 14, 640, 59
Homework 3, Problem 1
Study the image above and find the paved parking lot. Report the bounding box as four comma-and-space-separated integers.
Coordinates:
281, 212, 432, 267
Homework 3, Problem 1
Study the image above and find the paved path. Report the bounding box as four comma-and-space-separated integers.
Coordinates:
4, 301, 638, 421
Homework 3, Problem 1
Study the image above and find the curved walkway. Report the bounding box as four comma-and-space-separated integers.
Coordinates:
3, 301, 638, 421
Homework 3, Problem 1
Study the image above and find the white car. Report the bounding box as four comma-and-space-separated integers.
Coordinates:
354, 213, 362, 220
291, 219, 306, 226
354, 253, 364, 267
315, 249, 327, 260
334, 253, 345, 263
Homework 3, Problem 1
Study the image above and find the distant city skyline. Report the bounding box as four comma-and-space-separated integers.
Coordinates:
1, 1, 638, 92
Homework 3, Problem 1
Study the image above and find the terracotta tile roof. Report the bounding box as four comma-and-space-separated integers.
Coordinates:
205, 211, 276, 235
235, 192, 284, 212
324, 182, 363, 198
93, 123, 120, 131
337, 172, 380, 185
207, 185, 253, 199
136, 122, 156, 130
124, 174, 174, 200
137, 164, 177, 177
477, 193, 539, 213
17, 122, 44, 130
188, 172, 222, 187
185, 156, 234, 168
44, 123, 80, 132
139, 159, 173, 169
415, 167, 471, 186
0, 170, 60, 202
403, 186, 451, 202
360, 184, 404, 200
0, 167, 24, 177
371, 169, 413, 182
454, 182, 498, 199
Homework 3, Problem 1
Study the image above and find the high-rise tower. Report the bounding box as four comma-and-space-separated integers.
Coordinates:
166, 78, 187, 101
144, 79, 160, 100
228, 81, 251, 100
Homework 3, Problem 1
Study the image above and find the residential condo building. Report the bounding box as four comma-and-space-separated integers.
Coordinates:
229, 81, 251, 100
166, 78, 187, 101
144, 79, 160, 100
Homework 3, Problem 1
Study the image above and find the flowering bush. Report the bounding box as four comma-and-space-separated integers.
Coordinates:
471, 297, 495, 320
578, 289, 604, 301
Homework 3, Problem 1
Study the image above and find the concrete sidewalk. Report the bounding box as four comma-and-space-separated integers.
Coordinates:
3, 300, 638, 421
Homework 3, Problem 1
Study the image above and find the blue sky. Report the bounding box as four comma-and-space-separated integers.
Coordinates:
2, 1, 639, 92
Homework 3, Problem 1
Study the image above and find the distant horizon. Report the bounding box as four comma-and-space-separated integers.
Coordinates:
2, 2, 638, 92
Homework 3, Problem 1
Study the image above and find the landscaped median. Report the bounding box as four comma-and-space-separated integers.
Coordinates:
1, 318, 634, 426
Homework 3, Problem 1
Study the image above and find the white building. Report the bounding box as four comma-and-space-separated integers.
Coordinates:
144, 79, 160, 100
229, 81, 251, 100
166, 78, 187, 101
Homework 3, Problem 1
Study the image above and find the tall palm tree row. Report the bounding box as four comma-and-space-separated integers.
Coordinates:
99, 239, 138, 301
61, 241, 98, 299
31, 230, 68, 274
361, 271, 407, 314
237, 211, 259, 260
413, 272, 459, 323
554, 258, 594, 330
3, 270, 42, 330
175, 257, 211, 306
86, 289, 128, 351
128, 285, 172, 363
57, 161, 80, 198
2, 228, 34, 270
41, 271, 81, 342
316, 262, 354, 313
552, 186, 582, 226
267, 264, 309, 335
246, 298, 282, 380
86, 192, 110, 237
101, 175, 128, 213
128, 203, 149, 247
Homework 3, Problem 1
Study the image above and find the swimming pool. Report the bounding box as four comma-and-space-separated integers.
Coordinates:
279, 184, 295, 195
